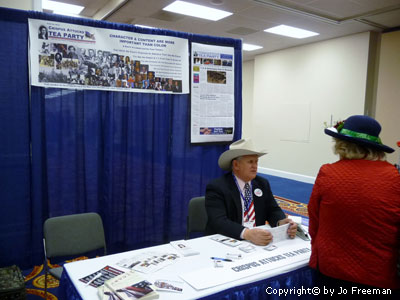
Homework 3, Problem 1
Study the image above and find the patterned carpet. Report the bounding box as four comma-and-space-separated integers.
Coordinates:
22, 257, 88, 300
275, 195, 309, 218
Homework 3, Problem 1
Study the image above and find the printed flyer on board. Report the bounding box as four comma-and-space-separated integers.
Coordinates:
29, 19, 189, 93
190, 43, 235, 143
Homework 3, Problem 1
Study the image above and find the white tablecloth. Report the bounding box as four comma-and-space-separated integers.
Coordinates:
64, 235, 311, 300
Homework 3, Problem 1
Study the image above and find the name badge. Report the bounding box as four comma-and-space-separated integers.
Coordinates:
254, 188, 263, 197
243, 221, 255, 228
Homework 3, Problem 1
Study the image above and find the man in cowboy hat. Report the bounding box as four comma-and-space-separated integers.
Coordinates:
205, 138, 297, 245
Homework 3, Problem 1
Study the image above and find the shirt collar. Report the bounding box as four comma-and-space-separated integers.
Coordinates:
233, 174, 251, 192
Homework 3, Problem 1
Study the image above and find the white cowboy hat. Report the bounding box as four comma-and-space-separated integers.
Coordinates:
218, 138, 267, 171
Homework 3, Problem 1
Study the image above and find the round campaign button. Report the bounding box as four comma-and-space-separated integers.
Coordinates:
254, 188, 263, 197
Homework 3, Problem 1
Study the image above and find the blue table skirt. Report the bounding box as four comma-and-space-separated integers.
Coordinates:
59, 265, 316, 300
59, 270, 81, 300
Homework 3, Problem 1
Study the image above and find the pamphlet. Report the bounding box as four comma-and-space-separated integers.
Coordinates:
210, 234, 242, 247
170, 240, 200, 256
104, 271, 159, 300
258, 223, 290, 244
154, 279, 184, 293
79, 265, 124, 288
238, 242, 256, 253
116, 252, 179, 274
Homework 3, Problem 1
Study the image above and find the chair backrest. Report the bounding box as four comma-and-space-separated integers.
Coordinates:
186, 196, 207, 239
43, 212, 106, 259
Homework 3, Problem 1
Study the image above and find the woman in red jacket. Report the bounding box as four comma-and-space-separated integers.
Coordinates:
308, 115, 400, 298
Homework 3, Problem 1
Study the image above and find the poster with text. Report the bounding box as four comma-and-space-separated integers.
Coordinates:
191, 43, 234, 143
29, 19, 189, 93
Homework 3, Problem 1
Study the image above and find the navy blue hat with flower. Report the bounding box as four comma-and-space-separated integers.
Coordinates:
324, 115, 394, 153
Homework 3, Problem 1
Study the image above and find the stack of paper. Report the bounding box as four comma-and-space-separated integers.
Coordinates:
98, 271, 159, 300
170, 240, 200, 256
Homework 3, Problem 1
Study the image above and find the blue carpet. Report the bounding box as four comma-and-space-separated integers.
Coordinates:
259, 173, 313, 205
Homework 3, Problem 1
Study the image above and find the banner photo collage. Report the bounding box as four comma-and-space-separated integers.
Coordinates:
28, 19, 236, 143
28, 19, 189, 93
190, 43, 235, 143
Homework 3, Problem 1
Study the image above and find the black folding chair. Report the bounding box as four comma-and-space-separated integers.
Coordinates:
43, 212, 107, 299
186, 196, 208, 239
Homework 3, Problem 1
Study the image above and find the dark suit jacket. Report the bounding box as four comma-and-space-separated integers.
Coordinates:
205, 172, 285, 240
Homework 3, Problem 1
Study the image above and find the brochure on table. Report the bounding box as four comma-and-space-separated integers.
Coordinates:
79, 265, 124, 288
170, 240, 200, 257
116, 251, 179, 274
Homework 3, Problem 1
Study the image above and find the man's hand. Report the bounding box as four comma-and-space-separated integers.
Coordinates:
243, 228, 272, 245
277, 218, 297, 239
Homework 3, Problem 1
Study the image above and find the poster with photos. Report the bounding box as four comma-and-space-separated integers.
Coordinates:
29, 19, 189, 94
191, 42, 235, 143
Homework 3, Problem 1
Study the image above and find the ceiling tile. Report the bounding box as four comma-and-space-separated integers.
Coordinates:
363, 9, 400, 28
226, 27, 259, 35
302, 0, 388, 19
36, 0, 400, 61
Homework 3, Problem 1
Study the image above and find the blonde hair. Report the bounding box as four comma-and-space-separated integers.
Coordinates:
333, 138, 386, 161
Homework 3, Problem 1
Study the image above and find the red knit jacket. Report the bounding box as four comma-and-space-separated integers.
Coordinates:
308, 159, 400, 289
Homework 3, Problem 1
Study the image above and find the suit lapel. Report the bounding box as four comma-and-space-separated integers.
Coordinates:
251, 178, 262, 220
226, 173, 243, 223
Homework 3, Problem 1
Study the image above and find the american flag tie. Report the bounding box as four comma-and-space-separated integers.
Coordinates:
244, 183, 255, 223
244, 183, 251, 208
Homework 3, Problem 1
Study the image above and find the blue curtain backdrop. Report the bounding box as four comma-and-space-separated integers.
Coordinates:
0, 7, 242, 269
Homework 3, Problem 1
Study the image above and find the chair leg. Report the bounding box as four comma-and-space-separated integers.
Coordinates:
44, 259, 48, 300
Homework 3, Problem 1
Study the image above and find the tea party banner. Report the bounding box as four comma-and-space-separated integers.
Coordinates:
28, 19, 189, 93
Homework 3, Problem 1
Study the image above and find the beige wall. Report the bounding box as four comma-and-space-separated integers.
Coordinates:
243, 32, 371, 179
375, 30, 400, 165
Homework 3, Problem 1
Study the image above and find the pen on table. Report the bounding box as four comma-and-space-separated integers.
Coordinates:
85, 273, 102, 287
210, 257, 232, 262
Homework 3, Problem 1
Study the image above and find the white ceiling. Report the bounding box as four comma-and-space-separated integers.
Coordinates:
49, 0, 400, 61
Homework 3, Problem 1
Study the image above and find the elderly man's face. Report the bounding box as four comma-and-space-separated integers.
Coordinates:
232, 155, 259, 182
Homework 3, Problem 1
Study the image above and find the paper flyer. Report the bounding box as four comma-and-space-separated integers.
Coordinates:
79, 265, 124, 288
116, 252, 179, 274
190, 43, 235, 143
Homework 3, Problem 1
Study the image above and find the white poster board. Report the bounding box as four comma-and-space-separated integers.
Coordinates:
190, 43, 235, 143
